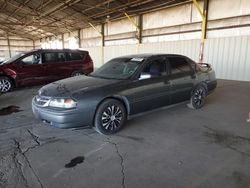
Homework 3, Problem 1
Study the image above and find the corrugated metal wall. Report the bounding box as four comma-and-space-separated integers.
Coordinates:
0, 37, 34, 59
35, 0, 250, 81
84, 35, 250, 81
204, 36, 250, 81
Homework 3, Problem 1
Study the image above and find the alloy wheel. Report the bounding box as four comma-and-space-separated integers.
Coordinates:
101, 105, 123, 131
193, 88, 206, 107
0, 78, 11, 92
72, 72, 82, 77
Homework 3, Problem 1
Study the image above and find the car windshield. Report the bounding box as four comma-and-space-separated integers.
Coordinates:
91, 57, 144, 79
1, 52, 26, 64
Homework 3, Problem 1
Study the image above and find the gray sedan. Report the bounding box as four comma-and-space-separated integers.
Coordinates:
32, 54, 217, 134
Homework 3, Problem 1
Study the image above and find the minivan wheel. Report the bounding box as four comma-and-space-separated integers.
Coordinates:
94, 99, 126, 135
71, 71, 83, 77
0, 76, 13, 93
188, 85, 207, 109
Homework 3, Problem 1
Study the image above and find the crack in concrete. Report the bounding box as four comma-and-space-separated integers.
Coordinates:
27, 129, 41, 146
23, 129, 41, 154
107, 139, 126, 188
13, 139, 29, 188
13, 139, 44, 188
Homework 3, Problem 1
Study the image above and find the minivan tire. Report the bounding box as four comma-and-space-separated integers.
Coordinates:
71, 71, 83, 77
0, 76, 13, 93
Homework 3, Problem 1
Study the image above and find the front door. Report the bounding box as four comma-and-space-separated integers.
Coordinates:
125, 57, 172, 115
15, 53, 47, 87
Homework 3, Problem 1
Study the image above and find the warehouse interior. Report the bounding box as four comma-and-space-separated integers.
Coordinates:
0, 0, 250, 188
1, 0, 250, 80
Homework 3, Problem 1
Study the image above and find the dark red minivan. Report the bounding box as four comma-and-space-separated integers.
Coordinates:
0, 49, 93, 92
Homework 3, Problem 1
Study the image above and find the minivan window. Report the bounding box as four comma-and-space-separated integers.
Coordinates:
168, 57, 191, 74
66, 52, 84, 61
43, 52, 66, 63
21, 53, 41, 65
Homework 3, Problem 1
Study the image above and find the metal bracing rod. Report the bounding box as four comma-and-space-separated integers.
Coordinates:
92, 0, 146, 19
5, 0, 77, 35
192, 0, 209, 63
192, 0, 205, 19
124, 12, 140, 32
124, 12, 141, 44
192, 0, 208, 42
88, 23, 103, 36
6, 0, 32, 19
82, 0, 115, 13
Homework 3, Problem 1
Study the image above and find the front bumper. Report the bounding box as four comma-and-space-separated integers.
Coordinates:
32, 98, 89, 128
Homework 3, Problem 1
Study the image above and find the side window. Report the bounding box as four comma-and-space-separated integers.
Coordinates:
141, 58, 166, 78
58, 52, 66, 62
168, 57, 191, 75
43, 52, 65, 63
66, 52, 83, 61
21, 53, 41, 65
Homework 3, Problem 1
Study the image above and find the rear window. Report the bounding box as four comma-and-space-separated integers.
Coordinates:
43, 52, 66, 63
66, 52, 85, 61
168, 57, 191, 74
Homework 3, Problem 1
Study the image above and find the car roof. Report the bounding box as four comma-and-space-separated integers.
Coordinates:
28, 49, 88, 53
114, 53, 188, 59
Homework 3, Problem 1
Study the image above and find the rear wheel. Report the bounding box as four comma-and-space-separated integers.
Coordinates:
188, 85, 207, 109
94, 99, 126, 135
0, 76, 13, 93
71, 71, 83, 77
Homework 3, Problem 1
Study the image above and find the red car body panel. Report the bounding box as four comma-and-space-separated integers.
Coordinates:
0, 49, 94, 88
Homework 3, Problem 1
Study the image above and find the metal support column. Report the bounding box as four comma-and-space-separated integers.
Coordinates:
193, 0, 209, 63
78, 29, 81, 48
62, 34, 65, 49
6, 34, 11, 58
89, 22, 105, 65
124, 12, 141, 53
101, 23, 105, 65
33, 40, 35, 49
138, 14, 143, 44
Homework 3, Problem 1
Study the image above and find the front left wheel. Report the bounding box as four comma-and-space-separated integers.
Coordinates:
0, 76, 13, 93
94, 99, 127, 135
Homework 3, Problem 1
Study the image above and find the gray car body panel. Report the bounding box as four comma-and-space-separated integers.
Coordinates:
32, 54, 217, 129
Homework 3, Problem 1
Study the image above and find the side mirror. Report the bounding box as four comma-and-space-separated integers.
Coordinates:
139, 72, 151, 80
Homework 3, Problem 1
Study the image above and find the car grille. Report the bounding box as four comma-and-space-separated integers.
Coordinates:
34, 95, 50, 107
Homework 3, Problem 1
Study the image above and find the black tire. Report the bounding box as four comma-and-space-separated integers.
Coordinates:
71, 71, 83, 77
0, 76, 13, 93
94, 99, 127, 135
188, 84, 207, 109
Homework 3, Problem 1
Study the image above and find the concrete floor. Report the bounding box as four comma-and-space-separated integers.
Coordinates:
0, 80, 250, 188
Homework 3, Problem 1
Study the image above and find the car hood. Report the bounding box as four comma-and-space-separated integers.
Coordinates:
39, 75, 122, 97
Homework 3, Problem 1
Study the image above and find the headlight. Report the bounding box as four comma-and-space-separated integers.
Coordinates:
48, 98, 77, 109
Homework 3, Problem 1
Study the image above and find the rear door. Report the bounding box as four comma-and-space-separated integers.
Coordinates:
126, 57, 172, 114
167, 56, 196, 104
15, 52, 47, 86
42, 51, 67, 82
65, 51, 86, 74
